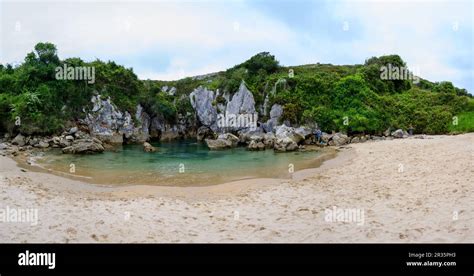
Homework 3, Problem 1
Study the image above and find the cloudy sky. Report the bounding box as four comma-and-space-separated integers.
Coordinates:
1, 0, 473, 92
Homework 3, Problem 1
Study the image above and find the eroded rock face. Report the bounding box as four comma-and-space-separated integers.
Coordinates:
262, 104, 283, 133
84, 96, 149, 144
189, 87, 218, 131
226, 81, 256, 116
62, 138, 104, 154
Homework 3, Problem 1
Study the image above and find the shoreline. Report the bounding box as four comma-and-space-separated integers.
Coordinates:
0, 133, 472, 243
2, 145, 343, 201
10, 143, 338, 189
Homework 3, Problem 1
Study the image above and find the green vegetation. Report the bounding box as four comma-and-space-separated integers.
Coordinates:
0, 42, 472, 137
449, 99, 474, 133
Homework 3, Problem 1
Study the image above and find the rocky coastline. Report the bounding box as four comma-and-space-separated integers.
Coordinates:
0, 80, 418, 158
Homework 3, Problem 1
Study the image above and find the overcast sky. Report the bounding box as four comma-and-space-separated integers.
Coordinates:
1, 0, 473, 93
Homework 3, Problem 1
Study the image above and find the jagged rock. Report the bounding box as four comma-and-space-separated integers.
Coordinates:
391, 129, 404, 138
197, 126, 214, 141
65, 135, 74, 141
59, 138, 72, 147
143, 142, 156, 153
262, 104, 283, 132
351, 137, 360, 143
275, 125, 305, 144
12, 134, 26, 146
328, 133, 349, 146
226, 81, 256, 115
274, 137, 299, 152
0, 143, 8, 150
189, 87, 218, 130
84, 96, 149, 144
383, 128, 391, 137
62, 138, 104, 154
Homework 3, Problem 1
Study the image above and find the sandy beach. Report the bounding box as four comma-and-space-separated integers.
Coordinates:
0, 133, 472, 243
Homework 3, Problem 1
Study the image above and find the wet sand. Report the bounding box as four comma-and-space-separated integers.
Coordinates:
0, 133, 472, 243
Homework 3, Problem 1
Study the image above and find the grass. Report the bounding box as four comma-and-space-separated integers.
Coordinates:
449, 98, 474, 133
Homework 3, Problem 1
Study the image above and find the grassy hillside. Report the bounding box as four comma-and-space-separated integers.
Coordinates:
0, 43, 472, 136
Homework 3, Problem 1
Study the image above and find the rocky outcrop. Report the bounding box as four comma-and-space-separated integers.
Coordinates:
143, 142, 156, 152
189, 87, 218, 131
226, 81, 256, 116
273, 125, 305, 152
12, 134, 26, 146
262, 104, 283, 133
62, 138, 104, 154
84, 95, 149, 144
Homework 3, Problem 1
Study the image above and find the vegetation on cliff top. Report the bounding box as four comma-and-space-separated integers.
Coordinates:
0, 42, 472, 136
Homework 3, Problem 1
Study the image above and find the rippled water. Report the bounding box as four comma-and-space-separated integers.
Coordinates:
38, 139, 325, 186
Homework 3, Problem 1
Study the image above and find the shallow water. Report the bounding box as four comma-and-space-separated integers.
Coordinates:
37, 139, 326, 186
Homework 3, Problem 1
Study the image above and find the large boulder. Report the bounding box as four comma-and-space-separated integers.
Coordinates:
217, 133, 239, 147
391, 129, 404, 138
275, 125, 305, 144
328, 133, 349, 146
237, 127, 264, 144
143, 142, 156, 152
274, 137, 299, 152
205, 133, 239, 150
205, 138, 233, 150
62, 138, 104, 154
12, 134, 26, 146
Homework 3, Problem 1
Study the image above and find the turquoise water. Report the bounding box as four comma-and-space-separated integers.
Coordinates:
38, 139, 325, 186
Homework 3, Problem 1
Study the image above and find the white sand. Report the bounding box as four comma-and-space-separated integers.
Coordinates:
0, 133, 472, 243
